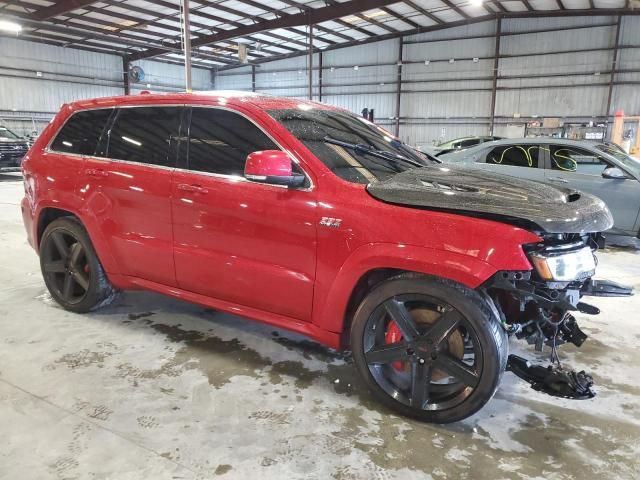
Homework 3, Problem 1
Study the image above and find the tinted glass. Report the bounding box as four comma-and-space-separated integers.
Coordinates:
594, 144, 640, 176
486, 145, 541, 168
106, 107, 182, 166
550, 146, 609, 175
457, 139, 481, 148
50, 109, 112, 155
188, 108, 278, 175
0, 126, 20, 140
268, 108, 431, 184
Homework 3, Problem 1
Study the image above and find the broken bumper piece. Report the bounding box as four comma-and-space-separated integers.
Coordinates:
506, 354, 595, 400
581, 279, 634, 297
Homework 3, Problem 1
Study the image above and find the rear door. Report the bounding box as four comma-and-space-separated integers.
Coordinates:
474, 143, 547, 182
544, 144, 640, 234
82, 105, 184, 286
171, 106, 317, 321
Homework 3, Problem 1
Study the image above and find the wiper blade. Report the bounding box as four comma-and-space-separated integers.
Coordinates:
323, 136, 425, 168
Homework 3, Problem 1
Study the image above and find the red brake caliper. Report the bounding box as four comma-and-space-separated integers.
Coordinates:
385, 321, 405, 371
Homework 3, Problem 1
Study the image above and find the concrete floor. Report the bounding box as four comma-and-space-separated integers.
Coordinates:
1, 172, 639, 480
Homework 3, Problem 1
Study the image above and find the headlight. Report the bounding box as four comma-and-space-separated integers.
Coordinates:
530, 246, 596, 282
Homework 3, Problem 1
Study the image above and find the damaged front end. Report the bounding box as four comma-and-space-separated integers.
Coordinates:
480, 232, 633, 400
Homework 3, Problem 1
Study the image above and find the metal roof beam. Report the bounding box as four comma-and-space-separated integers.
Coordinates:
403, 0, 444, 24
30, 0, 97, 20
132, 0, 406, 60
439, 0, 470, 19
216, 8, 640, 71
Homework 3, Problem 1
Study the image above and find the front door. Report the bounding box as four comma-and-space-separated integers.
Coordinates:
544, 144, 640, 234
82, 105, 183, 286
171, 107, 317, 321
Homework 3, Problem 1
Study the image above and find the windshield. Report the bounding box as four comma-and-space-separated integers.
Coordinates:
595, 144, 640, 176
0, 126, 20, 140
268, 108, 433, 184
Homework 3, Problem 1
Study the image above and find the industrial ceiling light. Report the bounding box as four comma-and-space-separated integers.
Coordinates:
0, 20, 22, 32
470, 0, 483, 6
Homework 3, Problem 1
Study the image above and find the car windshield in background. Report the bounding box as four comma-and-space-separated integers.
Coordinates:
268, 108, 432, 184
595, 144, 640, 176
0, 126, 20, 140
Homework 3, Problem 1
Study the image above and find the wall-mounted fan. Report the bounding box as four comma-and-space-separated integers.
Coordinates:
129, 65, 145, 83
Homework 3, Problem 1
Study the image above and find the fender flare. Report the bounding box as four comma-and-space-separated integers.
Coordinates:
35, 202, 122, 276
314, 243, 498, 334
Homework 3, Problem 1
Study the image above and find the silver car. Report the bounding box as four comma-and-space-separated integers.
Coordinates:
439, 138, 640, 237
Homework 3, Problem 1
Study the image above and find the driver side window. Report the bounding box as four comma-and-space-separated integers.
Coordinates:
188, 108, 279, 176
550, 146, 610, 176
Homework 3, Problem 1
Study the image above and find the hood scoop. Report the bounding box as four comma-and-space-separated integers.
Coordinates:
367, 166, 613, 234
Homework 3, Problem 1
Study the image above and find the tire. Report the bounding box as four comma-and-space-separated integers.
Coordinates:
40, 216, 118, 313
350, 272, 507, 423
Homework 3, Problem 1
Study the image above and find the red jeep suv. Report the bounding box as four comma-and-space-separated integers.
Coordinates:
21, 92, 630, 423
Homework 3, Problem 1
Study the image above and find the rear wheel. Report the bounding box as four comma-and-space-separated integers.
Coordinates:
40, 217, 117, 313
351, 273, 507, 423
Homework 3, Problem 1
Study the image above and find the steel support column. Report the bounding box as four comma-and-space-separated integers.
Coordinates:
181, 0, 193, 92
251, 64, 256, 92
489, 16, 502, 135
394, 36, 403, 137
606, 16, 622, 119
318, 51, 323, 102
308, 22, 313, 100
122, 56, 130, 95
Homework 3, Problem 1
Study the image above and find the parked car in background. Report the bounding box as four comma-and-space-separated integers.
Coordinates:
0, 125, 29, 171
420, 136, 503, 157
440, 138, 640, 238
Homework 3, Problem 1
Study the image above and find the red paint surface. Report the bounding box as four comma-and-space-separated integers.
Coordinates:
245, 150, 293, 177
21, 92, 541, 349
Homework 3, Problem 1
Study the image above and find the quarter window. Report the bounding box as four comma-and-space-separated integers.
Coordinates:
50, 109, 112, 155
485, 145, 543, 168
455, 139, 480, 148
188, 108, 278, 175
550, 146, 609, 175
106, 107, 182, 167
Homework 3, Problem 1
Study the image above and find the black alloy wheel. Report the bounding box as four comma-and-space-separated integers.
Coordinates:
40, 217, 117, 312
363, 294, 483, 412
42, 229, 91, 305
351, 274, 507, 423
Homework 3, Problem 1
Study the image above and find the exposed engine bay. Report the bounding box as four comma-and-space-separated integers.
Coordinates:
481, 232, 634, 400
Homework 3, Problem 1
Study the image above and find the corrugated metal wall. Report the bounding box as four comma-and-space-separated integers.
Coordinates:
2, 15, 638, 142
216, 14, 640, 147
0, 37, 212, 136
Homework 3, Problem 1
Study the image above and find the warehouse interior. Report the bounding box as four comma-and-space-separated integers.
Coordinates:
1, 1, 640, 479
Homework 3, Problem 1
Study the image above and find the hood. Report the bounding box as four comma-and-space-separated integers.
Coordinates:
367, 166, 613, 234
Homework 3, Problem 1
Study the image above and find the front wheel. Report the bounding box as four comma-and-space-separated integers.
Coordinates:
350, 273, 507, 423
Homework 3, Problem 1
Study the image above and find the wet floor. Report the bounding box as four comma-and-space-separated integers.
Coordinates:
1, 174, 639, 479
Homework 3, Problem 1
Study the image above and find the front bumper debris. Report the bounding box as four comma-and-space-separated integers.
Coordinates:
482, 266, 633, 402
507, 354, 595, 400
581, 279, 634, 297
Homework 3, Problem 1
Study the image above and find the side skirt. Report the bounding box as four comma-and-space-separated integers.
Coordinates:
125, 276, 342, 350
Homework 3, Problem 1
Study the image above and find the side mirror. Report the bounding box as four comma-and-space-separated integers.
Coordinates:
244, 150, 306, 188
602, 166, 627, 179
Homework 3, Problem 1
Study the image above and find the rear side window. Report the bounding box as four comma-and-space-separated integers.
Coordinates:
485, 145, 542, 168
455, 139, 480, 148
188, 108, 278, 176
50, 109, 112, 155
106, 107, 182, 167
